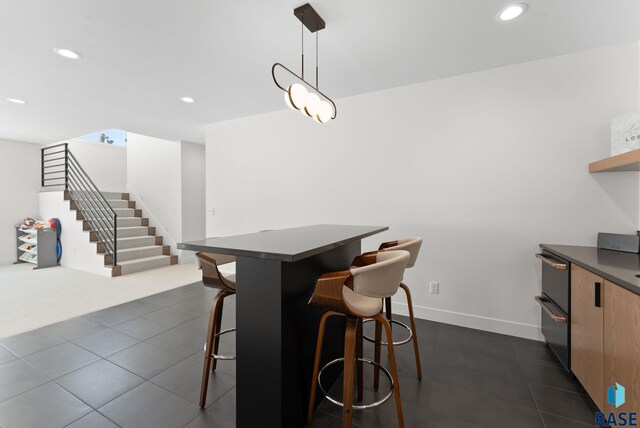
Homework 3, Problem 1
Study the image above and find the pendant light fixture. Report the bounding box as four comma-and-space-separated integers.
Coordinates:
272, 3, 336, 123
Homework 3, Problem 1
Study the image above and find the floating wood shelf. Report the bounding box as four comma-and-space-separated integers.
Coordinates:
589, 148, 640, 173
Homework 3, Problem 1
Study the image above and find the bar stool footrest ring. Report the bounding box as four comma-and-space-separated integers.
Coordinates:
203, 327, 236, 360
362, 319, 412, 346
318, 357, 393, 410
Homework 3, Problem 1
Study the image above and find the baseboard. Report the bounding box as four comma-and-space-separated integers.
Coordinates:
391, 302, 544, 342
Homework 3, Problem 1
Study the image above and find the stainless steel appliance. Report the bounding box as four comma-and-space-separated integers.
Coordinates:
597, 232, 640, 253
535, 251, 570, 371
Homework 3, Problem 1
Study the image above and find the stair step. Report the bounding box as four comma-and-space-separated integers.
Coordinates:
83, 208, 140, 217
90, 227, 154, 242
106, 200, 132, 209
72, 198, 131, 210
117, 208, 139, 217
83, 217, 147, 228
105, 245, 169, 263
112, 255, 178, 275
114, 226, 152, 238
101, 192, 129, 200
114, 217, 144, 227
116, 236, 158, 249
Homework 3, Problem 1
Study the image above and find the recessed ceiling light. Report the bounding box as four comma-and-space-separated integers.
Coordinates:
181, 97, 196, 103
6, 98, 27, 104
53, 47, 82, 59
497, 3, 528, 21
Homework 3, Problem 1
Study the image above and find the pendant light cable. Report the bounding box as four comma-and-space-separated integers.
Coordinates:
315, 30, 319, 89
301, 14, 304, 79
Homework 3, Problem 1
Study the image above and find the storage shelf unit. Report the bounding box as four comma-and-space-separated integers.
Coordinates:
589, 148, 640, 172
15, 228, 57, 269
18, 243, 37, 254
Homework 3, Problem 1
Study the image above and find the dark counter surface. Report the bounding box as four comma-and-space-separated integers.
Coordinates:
540, 244, 640, 295
178, 224, 388, 262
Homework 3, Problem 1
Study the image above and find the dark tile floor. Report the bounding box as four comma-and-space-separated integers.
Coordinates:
0, 282, 597, 428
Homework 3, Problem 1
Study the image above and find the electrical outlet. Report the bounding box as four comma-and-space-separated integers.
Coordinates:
208, 208, 215, 216
430, 281, 439, 294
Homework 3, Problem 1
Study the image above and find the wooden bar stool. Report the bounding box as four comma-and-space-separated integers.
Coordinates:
195, 252, 236, 408
307, 250, 410, 428
362, 237, 423, 385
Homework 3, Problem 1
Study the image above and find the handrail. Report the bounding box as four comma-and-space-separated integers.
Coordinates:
41, 143, 118, 266
66, 171, 117, 242
67, 174, 115, 240
43, 142, 70, 150
68, 152, 117, 216
67, 159, 115, 216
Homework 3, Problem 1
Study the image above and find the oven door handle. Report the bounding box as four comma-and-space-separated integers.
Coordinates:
535, 253, 567, 270
535, 296, 568, 323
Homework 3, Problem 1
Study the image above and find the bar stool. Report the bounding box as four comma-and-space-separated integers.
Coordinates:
196, 252, 237, 408
307, 250, 410, 428
361, 237, 423, 384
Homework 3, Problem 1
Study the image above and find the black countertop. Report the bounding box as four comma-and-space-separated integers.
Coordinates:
540, 244, 640, 295
178, 224, 388, 262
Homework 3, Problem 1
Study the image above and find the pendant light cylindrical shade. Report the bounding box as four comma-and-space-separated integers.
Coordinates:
315, 100, 333, 123
284, 91, 295, 110
303, 93, 321, 117
287, 83, 308, 110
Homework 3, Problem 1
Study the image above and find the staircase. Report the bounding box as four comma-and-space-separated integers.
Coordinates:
66, 190, 177, 277
41, 143, 179, 277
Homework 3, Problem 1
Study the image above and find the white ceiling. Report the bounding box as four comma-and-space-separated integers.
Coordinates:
2, 0, 640, 144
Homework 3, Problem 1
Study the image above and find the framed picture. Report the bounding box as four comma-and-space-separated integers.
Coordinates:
611, 111, 640, 156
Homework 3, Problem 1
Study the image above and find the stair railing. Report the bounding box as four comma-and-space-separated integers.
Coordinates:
41, 143, 118, 266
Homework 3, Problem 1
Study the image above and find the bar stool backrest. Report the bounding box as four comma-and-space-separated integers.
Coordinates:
196, 252, 236, 291
380, 237, 422, 268
350, 250, 410, 298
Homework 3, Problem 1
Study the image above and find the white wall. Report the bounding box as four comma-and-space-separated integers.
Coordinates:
39, 191, 111, 276
67, 139, 127, 191
127, 133, 182, 254
127, 134, 206, 262
181, 142, 206, 243
0, 139, 41, 266
205, 42, 640, 340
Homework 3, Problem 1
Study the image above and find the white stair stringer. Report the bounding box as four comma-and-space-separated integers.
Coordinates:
38, 191, 113, 277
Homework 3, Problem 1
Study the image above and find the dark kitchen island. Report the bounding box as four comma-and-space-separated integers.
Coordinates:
178, 224, 388, 428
